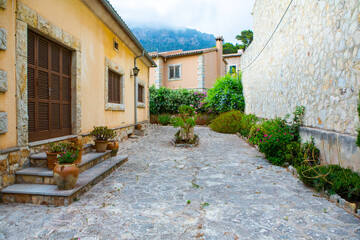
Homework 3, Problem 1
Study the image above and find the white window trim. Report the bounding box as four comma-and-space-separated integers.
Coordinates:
136, 78, 146, 108
168, 64, 182, 81
229, 65, 237, 73
105, 57, 125, 111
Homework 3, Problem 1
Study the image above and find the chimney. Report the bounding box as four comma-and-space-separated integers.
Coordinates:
215, 36, 223, 54
237, 49, 244, 54
215, 36, 224, 78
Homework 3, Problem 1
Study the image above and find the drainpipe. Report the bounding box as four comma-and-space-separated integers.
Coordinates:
134, 51, 145, 126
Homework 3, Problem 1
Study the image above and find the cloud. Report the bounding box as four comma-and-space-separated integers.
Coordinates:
109, 0, 254, 44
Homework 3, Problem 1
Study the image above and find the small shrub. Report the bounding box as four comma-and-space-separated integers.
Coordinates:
301, 137, 320, 164
248, 125, 265, 145
210, 110, 244, 134
171, 105, 197, 141
195, 113, 216, 126
258, 129, 295, 166
205, 74, 245, 113
238, 114, 258, 137
158, 114, 172, 125
297, 164, 360, 202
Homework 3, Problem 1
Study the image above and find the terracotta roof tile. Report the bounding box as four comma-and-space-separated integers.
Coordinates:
150, 47, 217, 58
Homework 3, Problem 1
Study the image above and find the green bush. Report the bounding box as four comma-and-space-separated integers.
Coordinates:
205, 74, 245, 113
258, 129, 295, 166
210, 110, 244, 133
297, 165, 360, 202
158, 114, 172, 125
150, 86, 207, 114
238, 114, 258, 137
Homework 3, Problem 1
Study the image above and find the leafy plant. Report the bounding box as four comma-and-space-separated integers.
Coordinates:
238, 114, 258, 137
150, 86, 207, 114
301, 137, 320, 164
297, 164, 360, 202
210, 110, 244, 133
205, 74, 245, 113
158, 114, 172, 125
65, 139, 83, 153
171, 105, 197, 141
57, 150, 79, 164
258, 130, 295, 166
48, 142, 67, 153
89, 126, 116, 141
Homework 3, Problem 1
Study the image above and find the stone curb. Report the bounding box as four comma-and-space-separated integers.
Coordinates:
171, 137, 199, 148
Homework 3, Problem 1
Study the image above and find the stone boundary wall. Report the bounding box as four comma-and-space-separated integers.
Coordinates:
242, 0, 360, 135
241, 0, 360, 171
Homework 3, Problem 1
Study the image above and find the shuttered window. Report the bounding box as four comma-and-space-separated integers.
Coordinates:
138, 84, 144, 103
108, 70, 122, 104
168, 65, 181, 79
27, 30, 72, 142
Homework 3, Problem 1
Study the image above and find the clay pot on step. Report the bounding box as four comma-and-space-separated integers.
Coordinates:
53, 163, 79, 190
74, 151, 82, 165
95, 140, 108, 152
107, 141, 119, 157
46, 152, 62, 170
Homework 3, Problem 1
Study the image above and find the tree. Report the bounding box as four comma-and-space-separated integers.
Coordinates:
222, 42, 238, 54
236, 30, 253, 51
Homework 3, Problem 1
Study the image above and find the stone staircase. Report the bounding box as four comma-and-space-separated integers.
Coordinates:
0, 144, 127, 206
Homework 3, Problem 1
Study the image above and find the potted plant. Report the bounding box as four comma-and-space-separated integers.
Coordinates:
171, 105, 198, 144
89, 126, 116, 152
66, 138, 84, 164
107, 140, 119, 157
46, 142, 66, 170
53, 150, 79, 190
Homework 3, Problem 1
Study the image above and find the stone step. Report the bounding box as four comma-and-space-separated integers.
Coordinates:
16, 150, 112, 184
29, 144, 93, 167
1, 155, 128, 206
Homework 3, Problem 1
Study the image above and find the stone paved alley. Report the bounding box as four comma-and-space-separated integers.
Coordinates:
0, 126, 360, 239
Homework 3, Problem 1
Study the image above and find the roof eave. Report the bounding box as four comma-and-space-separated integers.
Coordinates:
81, 0, 157, 68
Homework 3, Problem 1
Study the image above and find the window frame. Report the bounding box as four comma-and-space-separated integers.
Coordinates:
138, 84, 144, 103
136, 78, 146, 108
168, 64, 182, 81
108, 69, 122, 104
105, 57, 125, 111
229, 65, 237, 74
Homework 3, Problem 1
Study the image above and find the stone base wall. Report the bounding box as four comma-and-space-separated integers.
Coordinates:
241, 0, 360, 135
300, 127, 360, 172
0, 147, 30, 191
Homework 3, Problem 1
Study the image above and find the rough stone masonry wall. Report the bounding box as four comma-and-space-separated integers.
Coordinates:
241, 0, 360, 170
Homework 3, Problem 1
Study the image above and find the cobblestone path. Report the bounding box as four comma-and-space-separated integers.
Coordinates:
1, 126, 360, 239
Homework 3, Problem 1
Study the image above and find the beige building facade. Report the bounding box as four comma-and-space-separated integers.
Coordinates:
149, 37, 226, 91
223, 49, 243, 74
0, 0, 155, 190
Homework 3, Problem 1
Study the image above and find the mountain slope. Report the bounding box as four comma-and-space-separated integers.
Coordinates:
131, 27, 216, 53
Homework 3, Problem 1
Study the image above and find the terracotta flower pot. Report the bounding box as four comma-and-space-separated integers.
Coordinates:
107, 141, 119, 157
74, 151, 82, 165
95, 140, 108, 152
53, 164, 79, 190
46, 152, 62, 170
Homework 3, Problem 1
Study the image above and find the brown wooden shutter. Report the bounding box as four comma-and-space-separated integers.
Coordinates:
28, 30, 72, 142
108, 70, 121, 103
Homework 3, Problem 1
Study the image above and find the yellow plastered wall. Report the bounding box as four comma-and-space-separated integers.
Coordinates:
0, 0, 149, 149
0, 0, 17, 149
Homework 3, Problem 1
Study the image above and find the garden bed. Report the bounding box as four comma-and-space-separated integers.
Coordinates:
171, 134, 199, 148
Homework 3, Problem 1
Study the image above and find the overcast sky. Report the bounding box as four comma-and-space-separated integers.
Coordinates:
109, 0, 255, 44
